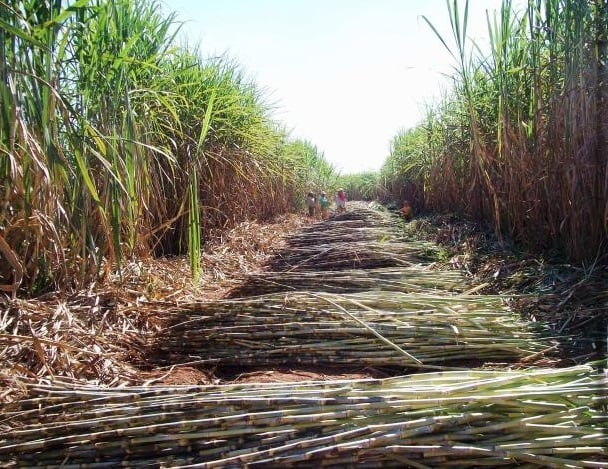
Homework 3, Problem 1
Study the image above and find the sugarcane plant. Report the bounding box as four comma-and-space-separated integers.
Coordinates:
377, 0, 608, 264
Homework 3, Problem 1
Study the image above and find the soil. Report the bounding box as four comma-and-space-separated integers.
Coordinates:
146, 365, 392, 386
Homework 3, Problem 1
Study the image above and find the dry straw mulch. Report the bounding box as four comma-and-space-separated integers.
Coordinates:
0, 213, 306, 397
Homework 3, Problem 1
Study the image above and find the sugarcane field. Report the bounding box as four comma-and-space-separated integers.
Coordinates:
1, 0, 608, 468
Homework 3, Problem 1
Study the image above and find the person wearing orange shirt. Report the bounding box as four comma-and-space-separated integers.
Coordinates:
400, 200, 413, 220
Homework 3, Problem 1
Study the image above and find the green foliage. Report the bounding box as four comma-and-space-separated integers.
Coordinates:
281, 139, 338, 204
338, 172, 380, 202
0, 0, 334, 295
381, 0, 608, 263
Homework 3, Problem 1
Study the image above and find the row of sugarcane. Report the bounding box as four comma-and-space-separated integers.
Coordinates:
229, 266, 469, 296
148, 291, 555, 370
0, 365, 606, 467
265, 240, 439, 272
284, 212, 398, 247
265, 205, 441, 272
230, 204, 461, 294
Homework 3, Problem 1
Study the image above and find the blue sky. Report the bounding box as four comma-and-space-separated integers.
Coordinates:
161, 1, 520, 174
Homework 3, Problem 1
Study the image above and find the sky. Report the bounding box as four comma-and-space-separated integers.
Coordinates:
160, 0, 518, 174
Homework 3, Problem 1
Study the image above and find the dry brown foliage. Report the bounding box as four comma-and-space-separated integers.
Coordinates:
0, 214, 306, 400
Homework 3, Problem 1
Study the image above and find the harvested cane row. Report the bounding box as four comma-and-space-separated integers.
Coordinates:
284, 210, 398, 247
230, 266, 469, 296
1, 366, 606, 467
286, 226, 397, 246
265, 204, 442, 272
265, 240, 438, 272
148, 291, 555, 369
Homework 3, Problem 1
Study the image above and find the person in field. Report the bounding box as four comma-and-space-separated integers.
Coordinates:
335, 188, 346, 213
319, 191, 330, 219
305, 191, 316, 217
400, 200, 413, 221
